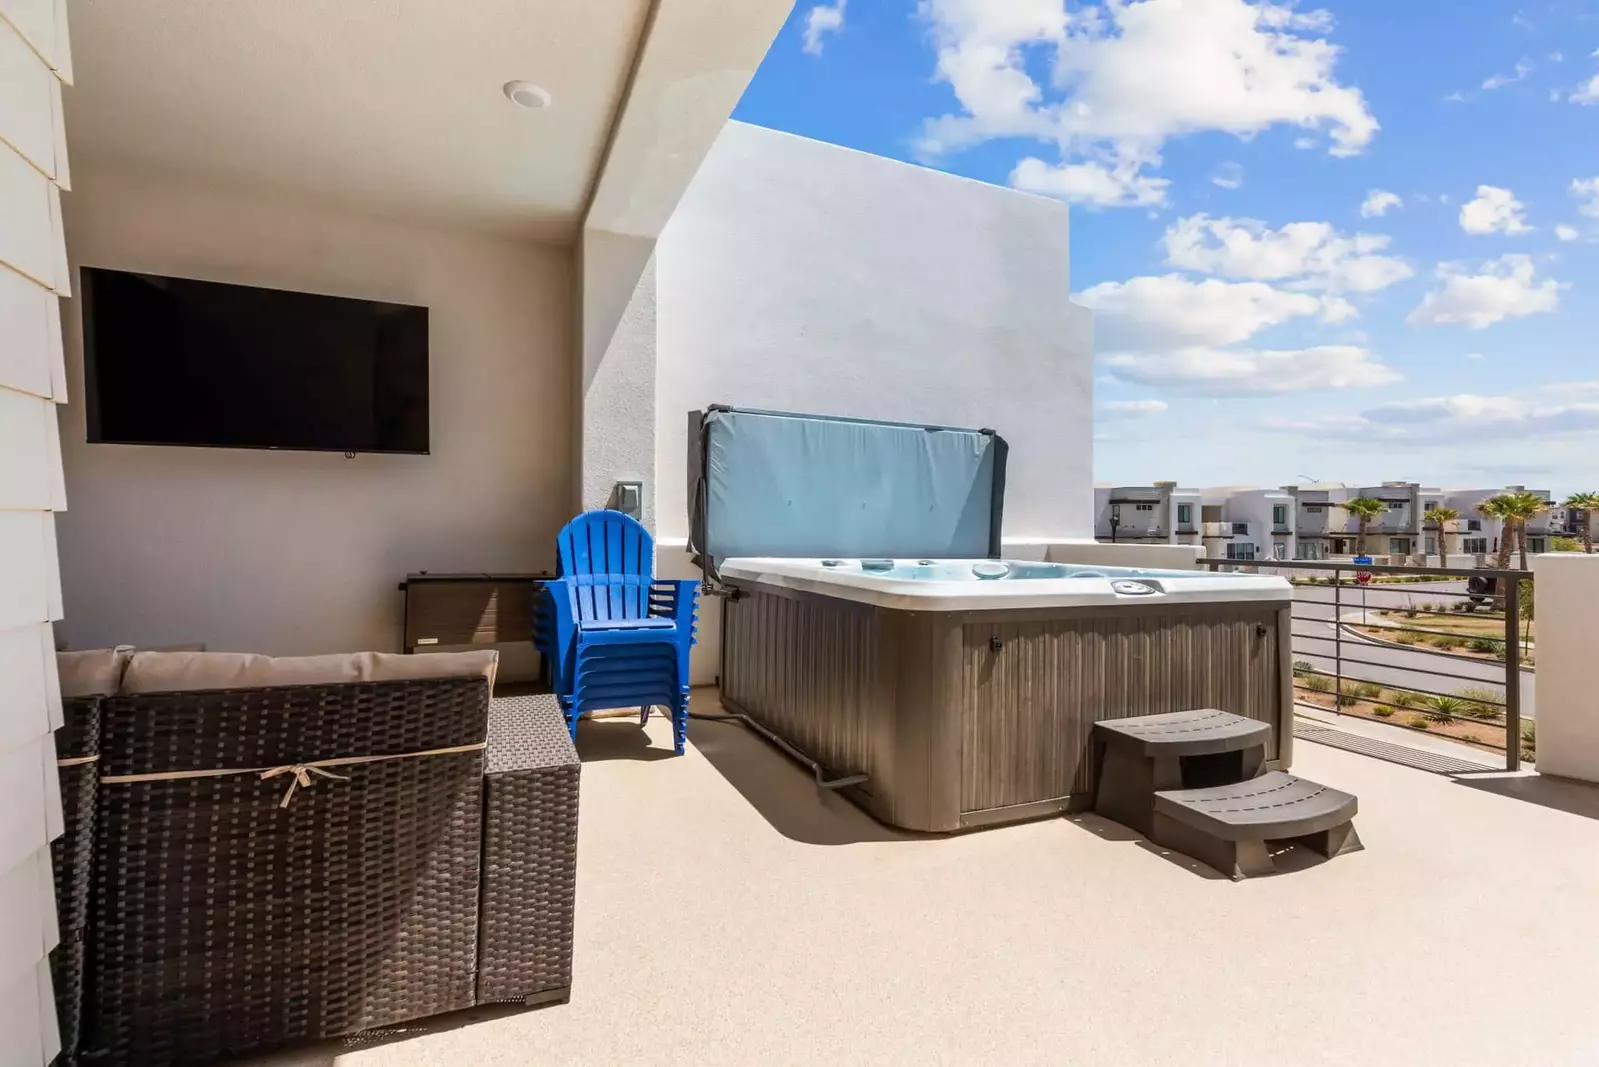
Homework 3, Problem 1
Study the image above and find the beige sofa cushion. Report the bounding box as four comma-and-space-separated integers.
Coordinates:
120, 649, 499, 695
57, 647, 134, 698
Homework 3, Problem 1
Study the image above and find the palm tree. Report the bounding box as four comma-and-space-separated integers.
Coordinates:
1477, 495, 1515, 570
1500, 491, 1550, 570
1563, 491, 1599, 553
1342, 497, 1385, 556
1427, 506, 1459, 566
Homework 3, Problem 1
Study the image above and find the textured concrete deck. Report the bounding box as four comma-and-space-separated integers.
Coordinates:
255, 691, 1599, 1067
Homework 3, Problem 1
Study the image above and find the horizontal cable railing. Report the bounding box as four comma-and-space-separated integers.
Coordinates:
1201, 557, 1533, 771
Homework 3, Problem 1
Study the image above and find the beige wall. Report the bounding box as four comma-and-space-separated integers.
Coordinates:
1533, 553, 1598, 781
55, 168, 573, 656
0, 1, 74, 1060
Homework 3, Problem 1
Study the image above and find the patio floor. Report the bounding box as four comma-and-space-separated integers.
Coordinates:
254, 690, 1599, 1067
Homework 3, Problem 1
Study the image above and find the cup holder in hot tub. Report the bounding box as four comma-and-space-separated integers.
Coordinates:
971, 562, 1011, 580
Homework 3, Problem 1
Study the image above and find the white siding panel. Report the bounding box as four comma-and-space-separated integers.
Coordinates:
0, 142, 53, 287
45, 181, 64, 296
0, 21, 53, 176
43, 285, 62, 401
0, 265, 54, 399
0, 624, 49, 752
37, 626, 58, 732
35, 954, 58, 1065
39, 741, 58, 842
0, 388, 55, 510
0, 851, 53, 988
0, 737, 49, 878
0, 512, 49, 632
48, 0, 66, 83
0, 954, 46, 1067
39, 516, 59, 620
46, 72, 63, 188
0, 0, 54, 72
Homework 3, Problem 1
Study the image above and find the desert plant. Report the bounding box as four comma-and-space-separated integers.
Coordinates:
1452, 601, 1472, 612
1344, 496, 1385, 556
1355, 681, 1383, 700
1562, 492, 1599, 553
1554, 536, 1582, 553
1389, 691, 1417, 708
1455, 685, 1502, 719
1425, 695, 1468, 723
1393, 631, 1422, 646
1478, 496, 1516, 571
1469, 637, 1504, 655
1522, 721, 1537, 760
1409, 714, 1432, 730
1300, 673, 1333, 692
1430, 634, 1462, 650
1404, 607, 1419, 618
1292, 660, 1315, 677
1428, 506, 1459, 565
1336, 690, 1358, 707
1499, 491, 1551, 571
1372, 706, 1396, 718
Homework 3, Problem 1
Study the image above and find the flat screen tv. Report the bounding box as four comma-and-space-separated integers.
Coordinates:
81, 268, 430, 454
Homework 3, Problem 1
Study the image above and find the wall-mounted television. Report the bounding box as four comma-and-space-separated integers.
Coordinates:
81, 268, 430, 454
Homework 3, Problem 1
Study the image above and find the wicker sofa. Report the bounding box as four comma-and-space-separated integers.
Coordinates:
50, 648, 580, 1067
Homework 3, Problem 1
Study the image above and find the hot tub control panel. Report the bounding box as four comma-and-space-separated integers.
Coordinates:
1110, 579, 1163, 597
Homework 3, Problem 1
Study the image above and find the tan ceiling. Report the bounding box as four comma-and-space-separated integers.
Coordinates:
63, 0, 653, 238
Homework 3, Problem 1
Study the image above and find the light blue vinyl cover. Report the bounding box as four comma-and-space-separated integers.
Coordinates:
691, 407, 1006, 570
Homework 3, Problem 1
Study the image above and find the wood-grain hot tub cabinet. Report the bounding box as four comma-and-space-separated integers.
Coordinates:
690, 407, 1294, 834
716, 562, 1293, 833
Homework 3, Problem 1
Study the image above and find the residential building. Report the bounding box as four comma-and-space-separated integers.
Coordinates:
1092, 483, 1200, 544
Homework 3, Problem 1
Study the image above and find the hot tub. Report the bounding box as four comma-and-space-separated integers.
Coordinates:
718, 557, 1294, 832
690, 407, 1295, 833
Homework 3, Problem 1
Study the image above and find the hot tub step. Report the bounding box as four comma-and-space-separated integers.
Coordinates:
1150, 771, 1360, 880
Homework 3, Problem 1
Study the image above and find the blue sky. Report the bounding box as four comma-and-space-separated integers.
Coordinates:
734, 0, 1599, 495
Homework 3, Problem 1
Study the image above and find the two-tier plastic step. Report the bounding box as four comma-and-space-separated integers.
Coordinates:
1092, 709, 1360, 879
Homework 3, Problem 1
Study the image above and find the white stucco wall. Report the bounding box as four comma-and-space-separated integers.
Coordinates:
55, 169, 573, 657
654, 122, 1093, 545
1533, 553, 1598, 780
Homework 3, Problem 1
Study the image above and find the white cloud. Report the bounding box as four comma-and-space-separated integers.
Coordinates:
1010, 157, 1169, 206
1550, 52, 1565, 63
1100, 399, 1170, 416
1212, 162, 1244, 190
1076, 273, 1325, 350
1464, 352, 1485, 360
1269, 391, 1599, 442
1318, 295, 1358, 324
1482, 60, 1532, 90
1444, 91, 1467, 103
1556, 224, 1581, 242
1570, 73, 1599, 104
802, 1, 847, 55
1293, 136, 1317, 149
1161, 214, 1413, 293
1407, 255, 1564, 329
917, 0, 1377, 206
1360, 190, 1402, 218
1459, 185, 1531, 235
1102, 346, 1398, 396
1571, 177, 1599, 218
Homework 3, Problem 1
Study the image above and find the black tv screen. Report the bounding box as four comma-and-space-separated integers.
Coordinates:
81, 268, 430, 454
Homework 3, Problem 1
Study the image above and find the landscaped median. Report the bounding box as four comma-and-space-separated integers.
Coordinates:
1292, 661, 1533, 762
1345, 603, 1535, 667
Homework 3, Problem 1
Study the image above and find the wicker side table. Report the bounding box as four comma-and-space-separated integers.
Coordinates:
476, 694, 580, 1006
51, 695, 103, 1064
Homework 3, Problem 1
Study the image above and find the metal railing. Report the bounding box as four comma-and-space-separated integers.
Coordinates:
1202, 558, 1533, 771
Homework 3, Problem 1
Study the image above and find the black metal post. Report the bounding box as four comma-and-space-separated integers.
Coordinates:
1333, 565, 1343, 712
1504, 575, 1522, 771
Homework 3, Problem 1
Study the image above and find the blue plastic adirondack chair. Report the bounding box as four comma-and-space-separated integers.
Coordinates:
535, 511, 699, 754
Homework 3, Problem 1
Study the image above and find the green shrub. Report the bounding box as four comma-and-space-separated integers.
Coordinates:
1455, 685, 1501, 720
1393, 631, 1422, 646
1452, 601, 1472, 613
1404, 607, 1419, 618
1409, 714, 1432, 730
1555, 536, 1581, 553
1520, 580, 1535, 622
1372, 706, 1396, 718
1355, 682, 1384, 700
1300, 674, 1332, 693
1425, 695, 1468, 723
1429, 635, 1462, 650
1469, 637, 1504, 655
1522, 721, 1537, 760
1292, 660, 1315, 677
1389, 691, 1417, 708
1336, 691, 1358, 707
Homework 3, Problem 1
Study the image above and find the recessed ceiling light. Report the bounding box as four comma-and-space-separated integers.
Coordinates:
503, 81, 552, 110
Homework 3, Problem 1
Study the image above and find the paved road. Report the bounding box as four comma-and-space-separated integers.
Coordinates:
1287, 580, 1535, 719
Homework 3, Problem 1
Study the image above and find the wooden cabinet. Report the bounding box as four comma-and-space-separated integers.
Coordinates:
398, 573, 551, 653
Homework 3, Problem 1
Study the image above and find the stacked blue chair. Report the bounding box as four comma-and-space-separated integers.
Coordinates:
534, 511, 700, 755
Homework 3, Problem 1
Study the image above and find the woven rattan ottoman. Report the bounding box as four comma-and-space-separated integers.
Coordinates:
51, 694, 102, 1064
86, 676, 489, 1066
476, 693, 580, 1006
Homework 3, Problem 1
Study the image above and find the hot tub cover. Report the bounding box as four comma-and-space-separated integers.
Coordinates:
690, 406, 1007, 577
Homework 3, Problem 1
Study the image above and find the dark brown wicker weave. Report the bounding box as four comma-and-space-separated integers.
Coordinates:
86, 676, 489, 1066
51, 694, 102, 1064
476, 693, 579, 1006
